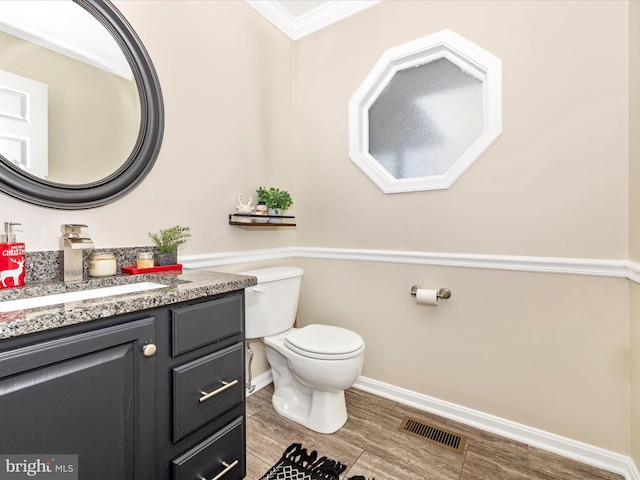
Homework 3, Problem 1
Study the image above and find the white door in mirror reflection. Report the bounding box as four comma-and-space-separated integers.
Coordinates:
0, 69, 47, 178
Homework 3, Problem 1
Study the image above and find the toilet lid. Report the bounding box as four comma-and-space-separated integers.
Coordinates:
284, 324, 364, 359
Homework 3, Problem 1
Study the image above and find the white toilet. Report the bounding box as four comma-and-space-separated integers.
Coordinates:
242, 266, 365, 434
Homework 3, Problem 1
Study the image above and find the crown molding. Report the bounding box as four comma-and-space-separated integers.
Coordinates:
245, 1, 381, 40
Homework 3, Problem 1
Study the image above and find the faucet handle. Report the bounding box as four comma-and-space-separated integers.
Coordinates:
61, 224, 89, 237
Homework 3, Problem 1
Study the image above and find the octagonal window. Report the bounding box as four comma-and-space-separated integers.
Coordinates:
349, 29, 502, 193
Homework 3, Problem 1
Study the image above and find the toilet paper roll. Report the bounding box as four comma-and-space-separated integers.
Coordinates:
415, 288, 439, 306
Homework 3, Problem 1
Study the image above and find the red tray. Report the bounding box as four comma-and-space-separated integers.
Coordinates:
121, 264, 182, 275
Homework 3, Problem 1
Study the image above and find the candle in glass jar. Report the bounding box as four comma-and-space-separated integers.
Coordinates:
137, 251, 154, 269
89, 252, 117, 277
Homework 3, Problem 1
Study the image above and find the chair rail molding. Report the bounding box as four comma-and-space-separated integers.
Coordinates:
180, 247, 296, 269
180, 247, 639, 283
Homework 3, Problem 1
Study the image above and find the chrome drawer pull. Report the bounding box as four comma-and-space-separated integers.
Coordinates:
200, 459, 238, 480
199, 379, 239, 403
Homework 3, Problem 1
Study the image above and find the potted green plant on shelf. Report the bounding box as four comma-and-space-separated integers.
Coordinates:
256, 187, 269, 205
148, 225, 191, 266
254, 186, 270, 222
257, 186, 293, 223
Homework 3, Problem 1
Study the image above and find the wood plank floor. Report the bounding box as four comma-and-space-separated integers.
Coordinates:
246, 384, 624, 480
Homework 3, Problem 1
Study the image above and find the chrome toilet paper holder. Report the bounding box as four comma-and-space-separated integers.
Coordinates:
410, 285, 452, 300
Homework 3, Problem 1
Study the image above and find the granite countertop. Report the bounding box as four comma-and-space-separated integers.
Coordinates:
0, 270, 257, 340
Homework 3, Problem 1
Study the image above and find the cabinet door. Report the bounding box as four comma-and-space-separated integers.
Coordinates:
0, 318, 156, 480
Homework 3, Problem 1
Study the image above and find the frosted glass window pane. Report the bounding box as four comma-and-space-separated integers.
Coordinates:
368, 58, 483, 179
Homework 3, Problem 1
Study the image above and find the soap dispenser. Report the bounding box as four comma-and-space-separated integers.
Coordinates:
0, 222, 26, 289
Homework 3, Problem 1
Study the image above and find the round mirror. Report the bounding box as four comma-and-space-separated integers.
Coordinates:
0, 0, 163, 209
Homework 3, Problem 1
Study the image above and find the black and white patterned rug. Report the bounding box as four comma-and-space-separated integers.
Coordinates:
258, 443, 374, 480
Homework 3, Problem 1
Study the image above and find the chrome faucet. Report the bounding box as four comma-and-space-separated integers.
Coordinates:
60, 224, 94, 282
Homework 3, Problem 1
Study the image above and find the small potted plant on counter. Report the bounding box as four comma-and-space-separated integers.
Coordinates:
148, 225, 191, 266
257, 186, 293, 223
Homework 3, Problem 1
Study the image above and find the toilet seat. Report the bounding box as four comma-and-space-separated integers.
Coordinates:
284, 324, 364, 360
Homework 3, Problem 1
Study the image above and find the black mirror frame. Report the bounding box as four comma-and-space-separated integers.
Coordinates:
0, 0, 164, 209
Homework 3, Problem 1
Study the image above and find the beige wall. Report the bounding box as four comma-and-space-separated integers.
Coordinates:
296, 259, 630, 452
0, 1, 295, 255
293, 0, 632, 454
294, 0, 628, 259
629, 0, 640, 468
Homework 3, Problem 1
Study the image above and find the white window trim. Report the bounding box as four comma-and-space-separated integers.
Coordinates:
348, 29, 502, 193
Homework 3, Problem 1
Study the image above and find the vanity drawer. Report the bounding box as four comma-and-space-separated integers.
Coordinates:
171, 293, 243, 356
172, 416, 245, 480
173, 343, 243, 441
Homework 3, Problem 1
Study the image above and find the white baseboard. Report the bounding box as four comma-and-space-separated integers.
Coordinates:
245, 369, 273, 397
246, 371, 639, 480
354, 376, 640, 480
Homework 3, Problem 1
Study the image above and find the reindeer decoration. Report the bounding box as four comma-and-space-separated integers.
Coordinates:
235, 194, 255, 223
1, 257, 24, 288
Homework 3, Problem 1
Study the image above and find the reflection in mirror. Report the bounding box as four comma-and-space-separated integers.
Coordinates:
0, 1, 140, 185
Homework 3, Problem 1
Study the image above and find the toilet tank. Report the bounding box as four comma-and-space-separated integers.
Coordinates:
241, 266, 304, 339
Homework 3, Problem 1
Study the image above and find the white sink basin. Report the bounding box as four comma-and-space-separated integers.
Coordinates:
0, 282, 169, 312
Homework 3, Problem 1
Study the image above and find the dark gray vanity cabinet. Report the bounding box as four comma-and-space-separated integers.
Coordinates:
162, 292, 246, 480
0, 290, 246, 480
0, 317, 157, 479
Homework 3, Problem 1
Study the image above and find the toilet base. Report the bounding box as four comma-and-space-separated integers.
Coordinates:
271, 385, 348, 434
263, 329, 364, 435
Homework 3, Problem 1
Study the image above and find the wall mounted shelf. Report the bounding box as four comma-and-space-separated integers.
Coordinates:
228, 213, 296, 227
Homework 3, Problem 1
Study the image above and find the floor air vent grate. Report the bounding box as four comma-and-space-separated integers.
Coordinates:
398, 416, 466, 453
